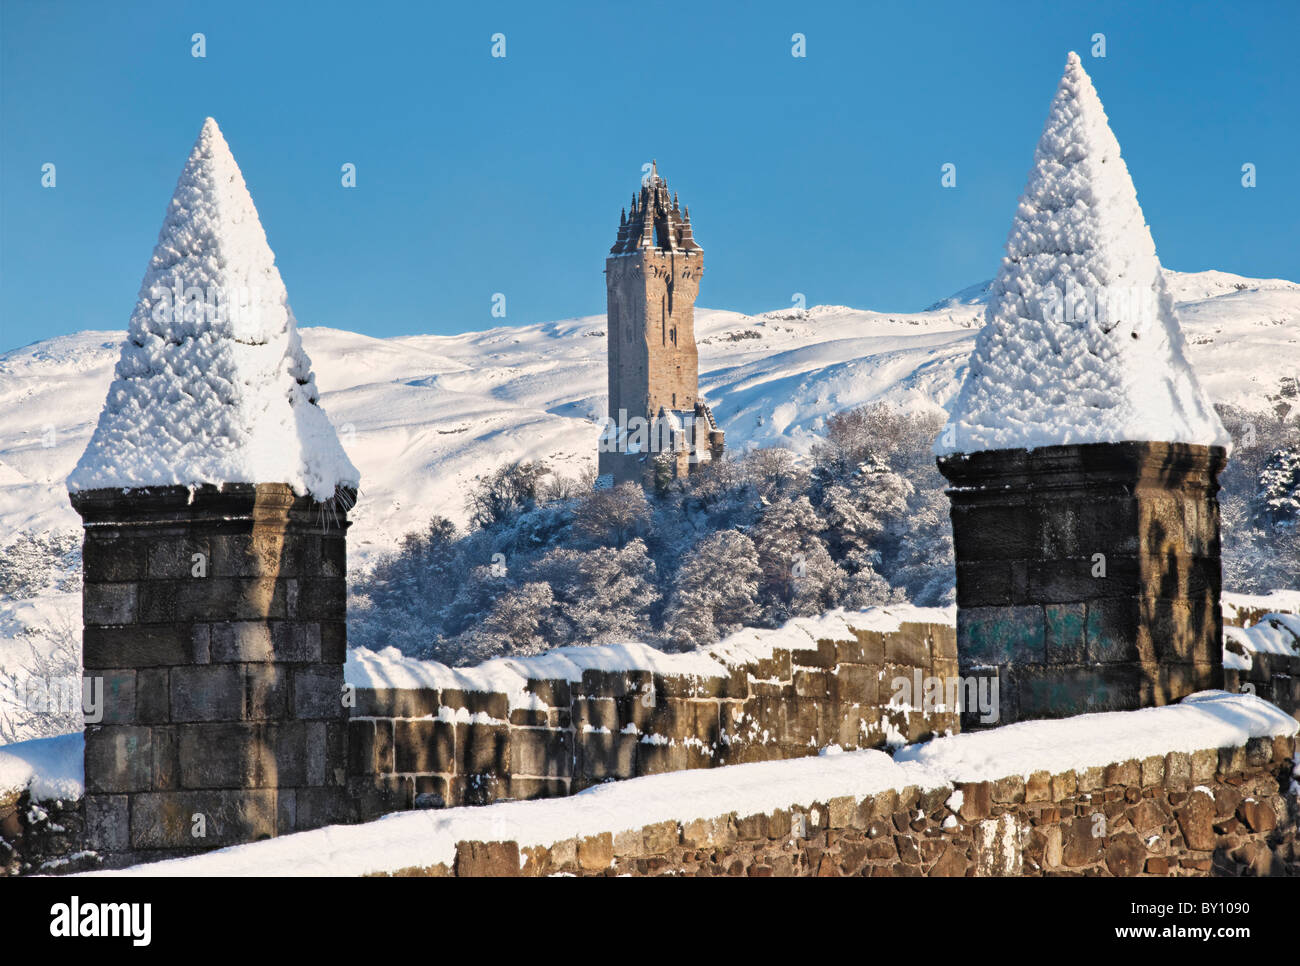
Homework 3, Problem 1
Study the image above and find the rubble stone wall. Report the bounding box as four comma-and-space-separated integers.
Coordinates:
378, 734, 1299, 877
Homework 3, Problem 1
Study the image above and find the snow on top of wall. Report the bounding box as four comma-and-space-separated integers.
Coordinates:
1222, 589, 1300, 621
706, 604, 955, 668
936, 53, 1229, 457
893, 690, 1296, 782
67, 118, 359, 502
85, 691, 1296, 877
1225, 615, 1300, 664
0, 732, 83, 801
344, 605, 958, 707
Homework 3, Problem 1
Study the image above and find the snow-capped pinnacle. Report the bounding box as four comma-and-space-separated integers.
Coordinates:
935, 53, 1230, 457
67, 118, 360, 501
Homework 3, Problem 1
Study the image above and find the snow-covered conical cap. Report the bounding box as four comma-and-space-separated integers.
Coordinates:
68, 118, 360, 500
936, 53, 1230, 456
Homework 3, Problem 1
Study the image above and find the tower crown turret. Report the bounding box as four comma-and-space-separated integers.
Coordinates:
609, 160, 703, 255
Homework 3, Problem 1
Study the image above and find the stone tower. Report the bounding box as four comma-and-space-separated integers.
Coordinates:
600, 162, 723, 485
68, 118, 359, 864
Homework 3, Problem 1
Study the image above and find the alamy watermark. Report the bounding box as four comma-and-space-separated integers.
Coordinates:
889, 670, 999, 724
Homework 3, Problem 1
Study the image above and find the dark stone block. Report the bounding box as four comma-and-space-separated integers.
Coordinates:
135, 668, 170, 723
83, 582, 138, 625
151, 724, 181, 790
179, 722, 271, 789
958, 606, 1045, 665
84, 625, 191, 669
1086, 598, 1145, 663
1044, 603, 1086, 663
507, 777, 570, 801
950, 503, 1038, 561
1011, 664, 1147, 721
456, 722, 510, 776
297, 578, 346, 623
82, 538, 147, 581
136, 580, 180, 623
512, 728, 573, 778
291, 665, 344, 720
169, 665, 243, 722
576, 731, 638, 783
84, 725, 152, 793
245, 664, 289, 720
353, 687, 439, 719
292, 786, 355, 830
96, 669, 136, 725
130, 789, 277, 849
439, 687, 509, 720
955, 560, 1014, 607
319, 621, 347, 663
347, 719, 395, 776
1028, 555, 1139, 603
209, 622, 274, 662
147, 539, 211, 580
394, 718, 455, 774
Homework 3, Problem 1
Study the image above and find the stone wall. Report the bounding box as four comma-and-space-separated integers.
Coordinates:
71, 483, 353, 866
383, 734, 1298, 877
938, 441, 1228, 725
347, 617, 959, 816
1224, 616, 1300, 719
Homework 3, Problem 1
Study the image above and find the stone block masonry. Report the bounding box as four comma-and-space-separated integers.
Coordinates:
71, 483, 354, 866
346, 612, 960, 816
939, 442, 1229, 725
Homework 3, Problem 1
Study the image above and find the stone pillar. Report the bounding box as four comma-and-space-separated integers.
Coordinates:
72, 483, 353, 864
937, 442, 1227, 726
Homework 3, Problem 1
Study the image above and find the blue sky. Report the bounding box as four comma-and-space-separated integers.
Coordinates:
2, 0, 1297, 352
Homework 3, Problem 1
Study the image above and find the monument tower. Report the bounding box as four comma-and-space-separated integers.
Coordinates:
600, 162, 723, 485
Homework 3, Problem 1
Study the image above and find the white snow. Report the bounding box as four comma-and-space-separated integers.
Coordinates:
937, 53, 1230, 456
1224, 614, 1300, 673
77, 691, 1294, 877
893, 690, 1296, 782
66, 118, 358, 502
1222, 589, 1300, 623
0, 732, 83, 801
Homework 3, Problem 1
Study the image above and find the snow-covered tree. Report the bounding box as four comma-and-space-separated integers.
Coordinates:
662, 530, 763, 649
468, 582, 561, 660
1258, 444, 1300, 526
750, 495, 844, 623
529, 539, 660, 644
466, 460, 550, 528
573, 481, 650, 547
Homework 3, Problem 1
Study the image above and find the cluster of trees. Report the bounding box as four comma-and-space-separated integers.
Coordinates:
352, 401, 1300, 666
0, 531, 82, 742
1216, 403, 1300, 594
349, 404, 954, 663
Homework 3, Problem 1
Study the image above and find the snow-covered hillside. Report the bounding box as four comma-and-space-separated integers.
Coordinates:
1, 268, 1295, 565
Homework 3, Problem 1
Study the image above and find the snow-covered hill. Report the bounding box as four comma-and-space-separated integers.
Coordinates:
1, 268, 1296, 567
